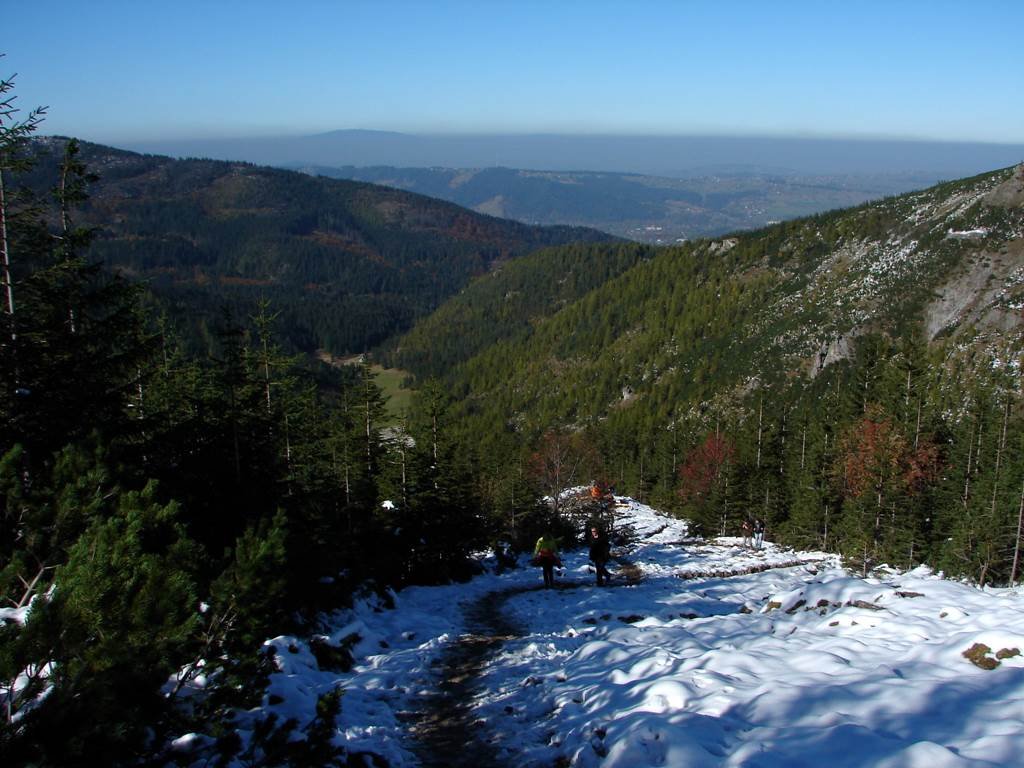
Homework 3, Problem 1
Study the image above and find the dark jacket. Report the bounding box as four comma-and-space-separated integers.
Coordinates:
588, 530, 611, 563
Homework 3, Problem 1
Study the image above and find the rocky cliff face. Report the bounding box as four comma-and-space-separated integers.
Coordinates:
755, 165, 1024, 374
984, 162, 1024, 208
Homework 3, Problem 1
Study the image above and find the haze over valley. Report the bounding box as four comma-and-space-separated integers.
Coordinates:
128, 131, 1024, 242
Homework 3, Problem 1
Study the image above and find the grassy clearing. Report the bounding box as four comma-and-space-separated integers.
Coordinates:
315, 350, 415, 421
372, 365, 415, 419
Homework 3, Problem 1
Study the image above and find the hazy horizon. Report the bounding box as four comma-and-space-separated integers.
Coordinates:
117, 130, 1024, 180
7, 1, 1024, 151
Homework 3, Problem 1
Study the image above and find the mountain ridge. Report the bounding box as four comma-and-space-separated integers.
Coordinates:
18, 138, 615, 354
387, 163, 1024, 435
294, 164, 948, 243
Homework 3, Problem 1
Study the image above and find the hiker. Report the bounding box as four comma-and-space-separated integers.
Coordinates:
588, 524, 612, 586
741, 518, 753, 548
494, 540, 517, 572
533, 532, 560, 588
753, 518, 765, 549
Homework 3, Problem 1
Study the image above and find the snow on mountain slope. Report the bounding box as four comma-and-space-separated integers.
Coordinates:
766, 165, 1024, 376
250, 499, 1024, 767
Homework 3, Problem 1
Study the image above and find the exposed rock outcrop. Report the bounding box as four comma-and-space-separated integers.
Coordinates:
985, 163, 1024, 208
810, 332, 857, 377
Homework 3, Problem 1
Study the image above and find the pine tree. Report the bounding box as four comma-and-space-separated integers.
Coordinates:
401, 380, 485, 583
0, 68, 46, 353
780, 414, 834, 550
4, 481, 201, 766
0, 135, 151, 468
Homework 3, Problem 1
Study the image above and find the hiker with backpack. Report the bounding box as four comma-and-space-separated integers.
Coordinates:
533, 532, 560, 588
588, 524, 612, 586
753, 518, 765, 549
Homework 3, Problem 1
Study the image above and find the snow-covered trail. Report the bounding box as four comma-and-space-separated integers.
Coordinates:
467, 505, 840, 766
402, 582, 543, 767
403, 530, 651, 765
264, 498, 1024, 767
467, 502, 1024, 767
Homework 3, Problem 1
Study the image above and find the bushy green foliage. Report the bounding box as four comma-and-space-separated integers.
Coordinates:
211, 511, 289, 654
3, 482, 200, 766
374, 379, 489, 584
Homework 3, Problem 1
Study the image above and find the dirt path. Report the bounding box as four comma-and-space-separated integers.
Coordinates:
405, 583, 542, 767
404, 555, 644, 766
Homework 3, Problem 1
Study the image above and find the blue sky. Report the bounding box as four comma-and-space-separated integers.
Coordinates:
5, 0, 1023, 144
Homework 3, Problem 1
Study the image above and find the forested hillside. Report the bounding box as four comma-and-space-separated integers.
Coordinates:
7, 3, 1024, 764
13, 138, 613, 354
382, 241, 656, 379
392, 164, 1024, 585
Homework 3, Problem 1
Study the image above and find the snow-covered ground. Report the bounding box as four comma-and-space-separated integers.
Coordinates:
262, 499, 1024, 767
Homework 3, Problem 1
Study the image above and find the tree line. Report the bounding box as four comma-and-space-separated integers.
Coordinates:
382, 162, 1024, 589
466, 331, 1024, 588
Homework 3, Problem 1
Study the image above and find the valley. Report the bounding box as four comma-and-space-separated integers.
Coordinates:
301, 164, 947, 243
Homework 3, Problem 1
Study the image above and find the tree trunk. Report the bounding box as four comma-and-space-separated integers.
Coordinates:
344, 459, 351, 507
431, 410, 439, 490
400, 444, 408, 509
365, 391, 372, 474
756, 398, 763, 470
976, 417, 984, 472
283, 411, 292, 492
0, 170, 15, 345
800, 425, 807, 471
1010, 480, 1024, 587
963, 417, 975, 510
989, 399, 1010, 519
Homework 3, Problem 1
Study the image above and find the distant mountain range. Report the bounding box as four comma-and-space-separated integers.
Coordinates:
120, 131, 1023, 242
295, 164, 947, 242
124, 130, 1024, 179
